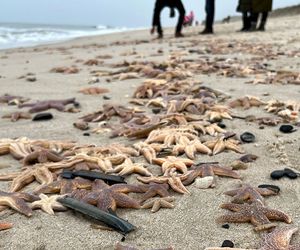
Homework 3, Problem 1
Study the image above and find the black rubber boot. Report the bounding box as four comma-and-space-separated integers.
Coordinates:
257, 21, 266, 31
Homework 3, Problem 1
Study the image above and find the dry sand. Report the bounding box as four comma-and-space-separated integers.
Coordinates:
0, 15, 300, 250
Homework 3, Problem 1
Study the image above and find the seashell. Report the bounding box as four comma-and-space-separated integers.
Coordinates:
73, 121, 89, 131
230, 160, 248, 170
32, 113, 53, 121
270, 170, 285, 180
258, 184, 280, 194
194, 176, 214, 189
239, 154, 258, 163
279, 125, 296, 133
240, 132, 255, 143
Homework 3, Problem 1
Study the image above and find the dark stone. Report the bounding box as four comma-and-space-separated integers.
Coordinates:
258, 184, 280, 194
32, 113, 53, 121
259, 126, 265, 129
73, 102, 80, 108
103, 95, 111, 100
221, 224, 230, 229
284, 168, 298, 179
218, 122, 226, 129
240, 132, 255, 143
152, 108, 161, 114
279, 125, 296, 133
83, 133, 90, 136
270, 170, 285, 180
221, 240, 234, 248
239, 154, 258, 163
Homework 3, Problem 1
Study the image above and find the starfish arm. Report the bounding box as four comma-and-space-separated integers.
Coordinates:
256, 188, 277, 197
0, 195, 33, 217
168, 177, 190, 194
141, 147, 156, 163
137, 176, 168, 184
225, 141, 245, 154
45, 151, 64, 162
34, 167, 54, 186
212, 140, 226, 155
50, 103, 66, 112
202, 166, 215, 177
224, 189, 240, 197
220, 203, 244, 212
113, 193, 140, 209
217, 213, 250, 223
251, 213, 271, 226
0, 172, 21, 181
141, 199, 155, 209
182, 169, 202, 185
111, 184, 144, 194
185, 145, 196, 159
195, 141, 212, 155
263, 207, 292, 224
34, 181, 62, 194
23, 151, 40, 165
10, 173, 35, 192
212, 166, 241, 179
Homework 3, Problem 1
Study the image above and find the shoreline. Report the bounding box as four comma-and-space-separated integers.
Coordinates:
0, 14, 299, 250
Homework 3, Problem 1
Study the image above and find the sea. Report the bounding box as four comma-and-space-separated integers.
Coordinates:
0, 22, 129, 50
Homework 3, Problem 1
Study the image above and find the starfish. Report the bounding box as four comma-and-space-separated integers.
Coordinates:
204, 136, 245, 155
218, 200, 292, 231
152, 156, 194, 174
95, 144, 139, 157
182, 163, 241, 187
78, 87, 109, 95
34, 177, 92, 195
0, 94, 29, 105
205, 105, 233, 121
137, 170, 190, 194
228, 96, 266, 109
19, 98, 76, 113
107, 158, 152, 176
141, 197, 175, 213
30, 194, 67, 215
23, 147, 64, 165
166, 98, 208, 115
139, 183, 170, 203
0, 165, 55, 192
172, 138, 212, 159
205, 226, 300, 250
72, 180, 144, 212
191, 122, 227, 136
133, 142, 161, 163
2, 112, 31, 122
224, 184, 278, 204
0, 190, 38, 216
0, 222, 13, 231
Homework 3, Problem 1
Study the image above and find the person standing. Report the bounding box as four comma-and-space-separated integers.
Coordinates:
250, 0, 273, 31
151, 0, 186, 38
237, 0, 252, 31
200, 0, 215, 34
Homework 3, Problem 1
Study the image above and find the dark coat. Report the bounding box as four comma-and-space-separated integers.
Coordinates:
237, 0, 252, 12
252, 0, 273, 13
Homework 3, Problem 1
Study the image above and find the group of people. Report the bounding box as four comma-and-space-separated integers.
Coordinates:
151, 0, 273, 38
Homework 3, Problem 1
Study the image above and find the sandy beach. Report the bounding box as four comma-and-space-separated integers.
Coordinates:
0, 15, 300, 250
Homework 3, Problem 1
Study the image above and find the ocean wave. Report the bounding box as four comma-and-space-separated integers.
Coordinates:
0, 23, 127, 49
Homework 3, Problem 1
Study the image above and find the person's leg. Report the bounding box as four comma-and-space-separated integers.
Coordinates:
241, 12, 248, 31
152, 0, 164, 37
174, 0, 185, 36
200, 0, 215, 34
249, 12, 259, 31
258, 12, 268, 31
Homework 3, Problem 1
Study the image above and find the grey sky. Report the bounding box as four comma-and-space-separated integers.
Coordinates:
0, 0, 299, 28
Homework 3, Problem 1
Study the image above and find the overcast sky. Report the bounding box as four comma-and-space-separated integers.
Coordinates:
0, 0, 299, 28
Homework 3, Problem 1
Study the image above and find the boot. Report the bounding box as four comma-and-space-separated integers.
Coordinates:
257, 21, 266, 31
249, 22, 257, 32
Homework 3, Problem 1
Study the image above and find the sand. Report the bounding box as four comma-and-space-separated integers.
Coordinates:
0, 15, 300, 250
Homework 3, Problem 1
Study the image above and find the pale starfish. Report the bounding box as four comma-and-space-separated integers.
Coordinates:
152, 156, 194, 174
146, 97, 167, 108
31, 194, 67, 215
23, 147, 63, 165
107, 158, 152, 176
141, 196, 175, 213
204, 136, 245, 155
218, 200, 292, 231
205, 226, 300, 250
78, 87, 109, 95
133, 142, 164, 163
137, 170, 190, 194
190, 122, 227, 136
0, 190, 38, 217
0, 165, 55, 192
205, 105, 233, 121
172, 138, 212, 159
228, 96, 266, 110
224, 184, 278, 204
139, 183, 170, 203
2, 112, 31, 122
182, 163, 241, 187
